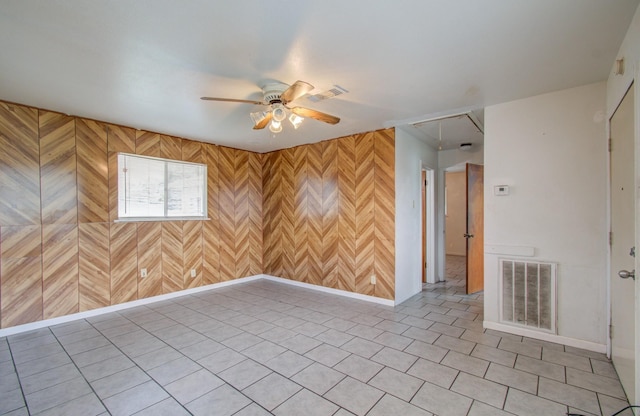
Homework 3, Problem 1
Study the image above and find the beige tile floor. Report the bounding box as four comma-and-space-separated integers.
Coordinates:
0, 255, 632, 415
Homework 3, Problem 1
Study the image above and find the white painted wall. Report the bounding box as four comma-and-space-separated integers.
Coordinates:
436, 146, 484, 281
395, 127, 438, 304
606, 2, 640, 403
484, 82, 608, 348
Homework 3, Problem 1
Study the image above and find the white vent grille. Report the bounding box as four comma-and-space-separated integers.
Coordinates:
500, 259, 557, 334
306, 85, 348, 102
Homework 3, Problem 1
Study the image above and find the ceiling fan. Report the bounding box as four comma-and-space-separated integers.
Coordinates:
201, 80, 340, 133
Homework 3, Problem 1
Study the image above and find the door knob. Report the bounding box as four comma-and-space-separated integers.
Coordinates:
463, 233, 474, 238
618, 269, 635, 280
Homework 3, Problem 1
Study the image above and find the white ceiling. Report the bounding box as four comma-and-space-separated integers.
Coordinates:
0, 0, 637, 153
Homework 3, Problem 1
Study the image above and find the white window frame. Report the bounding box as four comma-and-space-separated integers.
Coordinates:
117, 153, 208, 222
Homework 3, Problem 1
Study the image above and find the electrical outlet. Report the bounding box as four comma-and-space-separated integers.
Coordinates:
191, 269, 197, 278
370, 275, 376, 285
140, 268, 147, 278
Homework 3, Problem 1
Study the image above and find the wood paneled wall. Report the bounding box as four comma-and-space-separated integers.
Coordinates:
0, 99, 395, 329
0, 101, 262, 328
262, 130, 396, 300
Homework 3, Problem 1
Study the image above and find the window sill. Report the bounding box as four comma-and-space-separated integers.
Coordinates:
115, 217, 210, 223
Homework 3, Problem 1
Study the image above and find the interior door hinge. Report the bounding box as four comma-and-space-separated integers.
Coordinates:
609, 231, 613, 246
608, 138, 612, 152
609, 324, 613, 339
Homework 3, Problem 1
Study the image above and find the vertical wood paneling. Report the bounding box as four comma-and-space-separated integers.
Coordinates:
355, 133, 375, 296
337, 136, 357, 292
0, 103, 40, 226
322, 140, 339, 289
39, 111, 77, 225
374, 129, 396, 299
78, 222, 110, 311
162, 221, 183, 293
137, 222, 162, 298
234, 150, 250, 279
261, 152, 277, 275
204, 144, 220, 285
248, 152, 263, 275
1, 225, 42, 327
42, 224, 78, 319
182, 140, 205, 287
110, 222, 137, 304
136, 131, 160, 157
280, 148, 295, 280
294, 146, 309, 282
307, 142, 324, 286
218, 147, 236, 281
183, 221, 203, 289
76, 119, 108, 223
107, 125, 135, 222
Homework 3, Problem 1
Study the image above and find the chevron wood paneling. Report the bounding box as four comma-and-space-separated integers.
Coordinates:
355, 132, 375, 296
374, 129, 395, 299
322, 139, 339, 289
182, 140, 204, 163
39, 111, 77, 225
1, 225, 42, 327
294, 145, 309, 282
337, 135, 357, 292
307, 142, 324, 286
0, 102, 40, 226
183, 221, 203, 289
137, 222, 162, 298
248, 152, 263, 275
78, 222, 110, 311
76, 119, 108, 223
162, 221, 183, 293
136, 131, 160, 157
42, 224, 79, 319
234, 150, 250, 279
107, 125, 135, 222
160, 135, 182, 160
218, 146, 236, 281
280, 148, 295, 280
203, 143, 220, 285
110, 222, 138, 304
261, 152, 277, 275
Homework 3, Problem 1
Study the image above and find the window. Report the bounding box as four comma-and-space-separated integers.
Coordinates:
117, 153, 207, 220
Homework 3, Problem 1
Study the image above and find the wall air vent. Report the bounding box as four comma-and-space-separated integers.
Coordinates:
500, 258, 557, 334
306, 85, 348, 102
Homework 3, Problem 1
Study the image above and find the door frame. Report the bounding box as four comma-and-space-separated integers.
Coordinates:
422, 166, 436, 284
606, 69, 639, 405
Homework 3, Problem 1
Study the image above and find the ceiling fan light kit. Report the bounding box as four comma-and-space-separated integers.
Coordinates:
201, 80, 340, 134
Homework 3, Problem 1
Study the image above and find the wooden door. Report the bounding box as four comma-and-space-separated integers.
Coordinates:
466, 163, 484, 294
609, 84, 636, 405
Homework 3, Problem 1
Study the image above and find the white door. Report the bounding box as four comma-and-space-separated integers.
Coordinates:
610, 83, 636, 405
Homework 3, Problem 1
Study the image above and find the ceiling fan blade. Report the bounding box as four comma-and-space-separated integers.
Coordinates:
201, 97, 264, 105
280, 81, 314, 104
253, 111, 273, 130
290, 107, 340, 125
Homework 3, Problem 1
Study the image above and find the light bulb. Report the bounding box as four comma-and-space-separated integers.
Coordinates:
289, 114, 304, 129
269, 119, 282, 133
272, 104, 286, 122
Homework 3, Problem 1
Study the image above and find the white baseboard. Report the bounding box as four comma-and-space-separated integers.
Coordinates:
484, 321, 607, 354
261, 275, 395, 307
0, 274, 393, 337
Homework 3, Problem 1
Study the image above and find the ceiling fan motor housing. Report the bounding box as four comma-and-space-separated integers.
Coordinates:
262, 82, 289, 104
